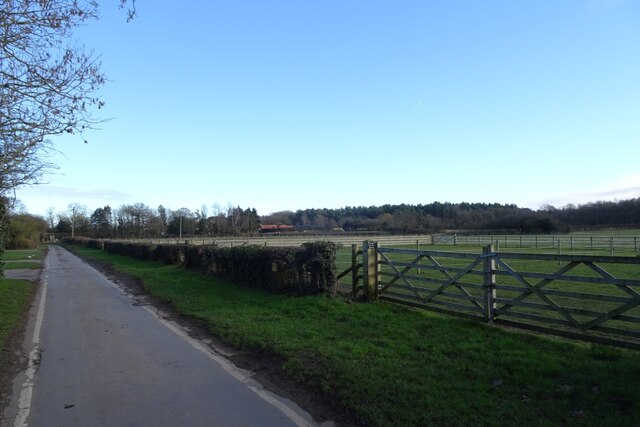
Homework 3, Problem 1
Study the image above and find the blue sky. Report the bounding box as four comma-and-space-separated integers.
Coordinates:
16, 0, 640, 217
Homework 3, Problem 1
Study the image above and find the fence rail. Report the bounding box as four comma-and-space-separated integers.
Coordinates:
340, 241, 640, 349
127, 234, 434, 248
435, 233, 640, 252
118, 233, 640, 254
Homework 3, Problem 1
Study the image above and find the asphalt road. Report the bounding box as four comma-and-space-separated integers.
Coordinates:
5, 245, 322, 427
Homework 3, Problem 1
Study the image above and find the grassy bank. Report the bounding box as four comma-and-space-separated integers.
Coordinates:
2, 248, 45, 270
0, 249, 42, 350
1, 249, 41, 367
0, 279, 34, 356
71, 245, 640, 427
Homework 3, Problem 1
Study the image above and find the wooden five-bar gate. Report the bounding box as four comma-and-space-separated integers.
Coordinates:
339, 241, 640, 349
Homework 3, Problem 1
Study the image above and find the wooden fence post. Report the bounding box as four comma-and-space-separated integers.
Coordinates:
363, 240, 379, 301
483, 245, 496, 323
271, 262, 284, 292
416, 240, 421, 275
351, 244, 359, 295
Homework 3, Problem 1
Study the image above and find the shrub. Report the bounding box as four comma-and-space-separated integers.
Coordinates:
191, 242, 338, 295
152, 244, 186, 265
62, 239, 339, 296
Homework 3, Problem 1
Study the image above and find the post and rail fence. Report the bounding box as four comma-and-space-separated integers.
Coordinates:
337, 240, 640, 349
433, 233, 640, 253
125, 232, 640, 255
129, 234, 434, 248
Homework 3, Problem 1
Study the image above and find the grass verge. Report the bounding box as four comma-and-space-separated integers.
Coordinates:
71, 245, 640, 427
2, 248, 45, 270
0, 279, 34, 357
2, 249, 44, 262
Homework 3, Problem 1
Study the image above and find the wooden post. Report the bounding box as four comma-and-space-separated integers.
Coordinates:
635, 236, 637, 252
570, 237, 573, 251
590, 236, 593, 251
363, 240, 379, 301
271, 262, 283, 291
416, 240, 421, 275
519, 235, 522, 248
535, 235, 538, 248
482, 245, 496, 323
351, 244, 359, 295
557, 240, 561, 264
610, 237, 614, 255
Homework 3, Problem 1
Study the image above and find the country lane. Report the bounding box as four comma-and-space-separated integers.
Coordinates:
4, 245, 322, 427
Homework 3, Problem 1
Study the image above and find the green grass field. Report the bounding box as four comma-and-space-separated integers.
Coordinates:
1, 249, 41, 370
69, 245, 640, 427
0, 250, 39, 415
2, 248, 45, 270
0, 279, 34, 358
336, 243, 640, 346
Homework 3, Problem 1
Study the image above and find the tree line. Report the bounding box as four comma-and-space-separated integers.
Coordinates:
264, 202, 555, 234
285, 199, 640, 233
47, 203, 260, 239
4, 197, 639, 249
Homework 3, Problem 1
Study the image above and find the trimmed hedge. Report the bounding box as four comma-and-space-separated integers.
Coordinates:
62, 237, 338, 296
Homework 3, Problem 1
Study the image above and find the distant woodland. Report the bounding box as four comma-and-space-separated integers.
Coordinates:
40, 197, 640, 240
263, 199, 640, 234
4, 198, 640, 247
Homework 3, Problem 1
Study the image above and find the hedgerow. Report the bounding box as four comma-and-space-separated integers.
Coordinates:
62, 237, 338, 296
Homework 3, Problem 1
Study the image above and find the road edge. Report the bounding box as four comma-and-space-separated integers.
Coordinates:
1, 253, 48, 427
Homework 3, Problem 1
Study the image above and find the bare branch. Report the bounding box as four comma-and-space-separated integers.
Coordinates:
1, 0, 107, 195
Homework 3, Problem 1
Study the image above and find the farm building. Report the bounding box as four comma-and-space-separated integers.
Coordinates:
258, 224, 295, 233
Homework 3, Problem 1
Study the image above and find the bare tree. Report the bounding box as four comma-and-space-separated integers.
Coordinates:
1, 1, 136, 263
46, 206, 55, 230
115, 203, 157, 238
0, 0, 137, 195
2, 1, 100, 193
68, 203, 87, 237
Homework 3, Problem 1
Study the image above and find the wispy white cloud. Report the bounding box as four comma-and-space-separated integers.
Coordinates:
21, 185, 134, 201
587, 0, 633, 14
531, 174, 640, 209
15, 185, 136, 215
412, 100, 423, 114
